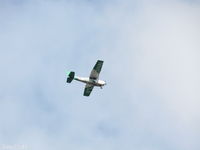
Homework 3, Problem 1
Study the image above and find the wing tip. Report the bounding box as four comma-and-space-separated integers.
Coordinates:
97, 60, 104, 63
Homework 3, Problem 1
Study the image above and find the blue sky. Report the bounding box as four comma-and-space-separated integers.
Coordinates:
0, 0, 200, 150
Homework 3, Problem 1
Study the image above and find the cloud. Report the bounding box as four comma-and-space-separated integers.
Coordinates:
0, 0, 199, 150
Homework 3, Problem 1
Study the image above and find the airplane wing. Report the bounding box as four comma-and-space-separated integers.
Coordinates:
84, 84, 94, 96
89, 60, 104, 80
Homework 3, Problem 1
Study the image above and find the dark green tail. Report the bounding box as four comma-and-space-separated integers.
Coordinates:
66, 71, 75, 83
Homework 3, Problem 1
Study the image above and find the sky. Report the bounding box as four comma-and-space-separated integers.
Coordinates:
0, 0, 200, 150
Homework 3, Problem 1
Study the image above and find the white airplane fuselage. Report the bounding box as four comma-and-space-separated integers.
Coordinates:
74, 76, 106, 87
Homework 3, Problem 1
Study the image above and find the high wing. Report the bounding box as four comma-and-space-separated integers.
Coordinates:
89, 60, 104, 80
84, 84, 94, 96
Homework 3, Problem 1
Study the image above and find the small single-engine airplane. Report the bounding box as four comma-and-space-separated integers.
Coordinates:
66, 60, 106, 96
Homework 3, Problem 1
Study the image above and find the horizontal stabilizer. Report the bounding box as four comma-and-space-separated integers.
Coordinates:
66, 71, 75, 83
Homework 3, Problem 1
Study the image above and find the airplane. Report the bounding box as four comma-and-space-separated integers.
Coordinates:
66, 60, 106, 96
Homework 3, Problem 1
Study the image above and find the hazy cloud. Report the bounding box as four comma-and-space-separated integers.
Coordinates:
0, 0, 199, 150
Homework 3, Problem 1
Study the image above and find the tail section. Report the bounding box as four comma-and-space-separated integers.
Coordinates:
66, 71, 75, 83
